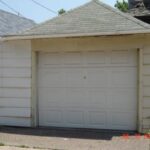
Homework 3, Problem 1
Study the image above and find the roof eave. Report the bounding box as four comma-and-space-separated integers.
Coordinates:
2, 30, 150, 41
133, 13, 150, 17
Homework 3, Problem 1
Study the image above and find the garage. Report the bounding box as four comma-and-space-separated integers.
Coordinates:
2, 0, 150, 133
38, 49, 137, 130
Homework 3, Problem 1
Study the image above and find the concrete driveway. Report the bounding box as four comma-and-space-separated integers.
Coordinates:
0, 127, 149, 150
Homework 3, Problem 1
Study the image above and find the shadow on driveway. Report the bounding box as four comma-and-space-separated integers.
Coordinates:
0, 126, 136, 141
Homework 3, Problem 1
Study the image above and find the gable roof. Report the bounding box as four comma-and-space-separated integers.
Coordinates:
2, 0, 150, 40
0, 9, 36, 37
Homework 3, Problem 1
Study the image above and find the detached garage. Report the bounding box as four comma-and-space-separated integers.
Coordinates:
1, 0, 150, 133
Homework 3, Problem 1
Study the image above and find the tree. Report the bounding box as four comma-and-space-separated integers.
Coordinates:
58, 9, 66, 15
115, 0, 129, 12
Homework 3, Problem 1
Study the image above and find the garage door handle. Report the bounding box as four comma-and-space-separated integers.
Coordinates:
83, 76, 87, 79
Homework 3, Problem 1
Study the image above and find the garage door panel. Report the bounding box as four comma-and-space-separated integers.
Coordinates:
88, 89, 107, 108
38, 68, 64, 87
38, 88, 65, 107
64, 110, 84, 125
111, 68, 137, 88
39, 110, 63, 126
65, 69, 84, 87
86, 51, 106, 64
63, 51, 82, 65
108, 89, 137, 110
110, 111, 137, 130
111, 49, 137, 66
111, 50, 129, 64
86, 68, 107, 87
38, 52, 61, 67
88, 111, 107, 127
65, 88, 88, 107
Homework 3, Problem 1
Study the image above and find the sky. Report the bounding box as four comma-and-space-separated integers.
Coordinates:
0, 0, 118, 23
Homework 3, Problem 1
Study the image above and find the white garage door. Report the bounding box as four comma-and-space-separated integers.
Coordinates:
38, 49, 137, 130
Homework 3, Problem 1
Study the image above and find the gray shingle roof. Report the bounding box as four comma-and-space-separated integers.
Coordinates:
3, 0, 150, 39
129, 7, 150, 17
0, 9, 36, 36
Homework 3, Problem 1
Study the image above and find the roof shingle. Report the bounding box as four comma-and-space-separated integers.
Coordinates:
0, 9, 36, 36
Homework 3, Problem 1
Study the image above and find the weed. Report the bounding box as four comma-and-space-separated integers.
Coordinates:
0, 143, 5, 146
19, 145, 29, 148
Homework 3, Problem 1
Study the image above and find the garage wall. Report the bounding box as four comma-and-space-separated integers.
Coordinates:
0, 35, 149, 131
0, 40, 31, 126
32, 35, 150, 132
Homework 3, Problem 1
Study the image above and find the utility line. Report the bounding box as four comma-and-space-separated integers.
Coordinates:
0, 0, 23, 16
30, 0, 57, 14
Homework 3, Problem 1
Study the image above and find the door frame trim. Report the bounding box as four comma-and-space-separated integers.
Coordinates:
137, 48, 143, 133
31, 49, 141, 131
31, 51, 38, 127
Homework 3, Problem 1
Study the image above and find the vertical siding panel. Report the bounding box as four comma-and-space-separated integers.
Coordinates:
31, 51, 38, 127
138, 48, 143, 132
142, 47, 150, 132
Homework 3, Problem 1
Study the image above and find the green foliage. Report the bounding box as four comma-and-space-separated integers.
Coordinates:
115, 0, 129, 12
58, 9, 66, 15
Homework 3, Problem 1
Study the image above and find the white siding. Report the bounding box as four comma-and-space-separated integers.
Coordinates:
0, 36, 149, 131
0, 40, 31, 127
142, 46, 150, 131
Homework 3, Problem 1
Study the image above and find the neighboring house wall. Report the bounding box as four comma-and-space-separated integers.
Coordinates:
0, 40, 32, 126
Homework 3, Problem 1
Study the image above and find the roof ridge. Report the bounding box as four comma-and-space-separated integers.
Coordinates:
94, 0, 150, 29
